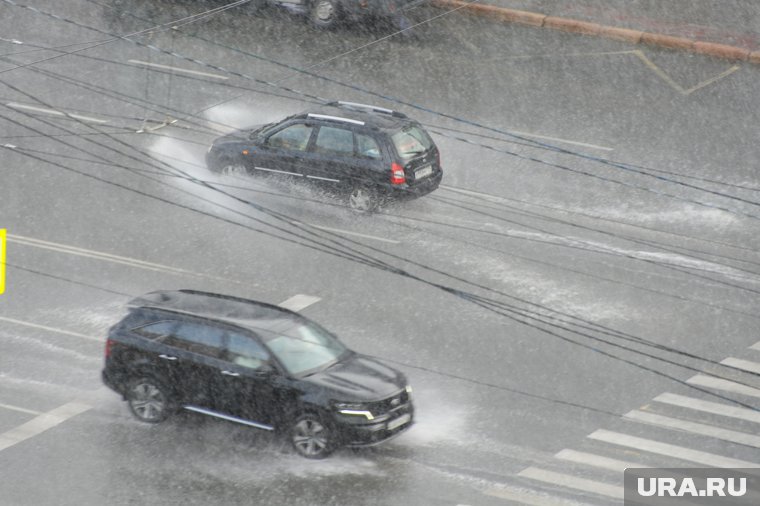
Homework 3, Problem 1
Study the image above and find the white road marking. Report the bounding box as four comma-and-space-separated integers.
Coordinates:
751, 341, 760, 351
0, 402, 91, 452
127, 59, 229, 80
624, 410, 760, 449
508, 130, 613, 151
291, 221, 401, 244
555, 448, 641, 472
588, 429, 760, 468
0, 402, 42, 416
484, 486, 587, 505
277, 294, 321, 312
439, 184, 509, 204
0, 316, 102, 342
9, 234, 232, 282
721, 357, 760, 374
686, 375, 760, 399
653, 392, 760, 425
517, 467, 623, 499
6, 102, 108, 123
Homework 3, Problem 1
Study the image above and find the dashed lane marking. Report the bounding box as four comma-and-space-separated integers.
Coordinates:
624, 410, 760, 449
277, 294, 321, 312
1, 297, 321, 343
127, 60, 229, 80
588, 429, 760, 468
9, 234, 236, 283
0, 402, 42, 416
652, 392, 760, 425
6, 102, 108, 123
502, 130, 612, 151
0, 401, 91, 452
517, 467, 623, 499
0, 316, 102, 342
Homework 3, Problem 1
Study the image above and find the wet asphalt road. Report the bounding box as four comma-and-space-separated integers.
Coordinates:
1, 0, 760, 504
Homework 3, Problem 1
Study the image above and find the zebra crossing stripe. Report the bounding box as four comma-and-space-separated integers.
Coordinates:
624, 410, 760, 449
653, 392, 760, 424
721, 357, 760, 374
686, 375, 760, 399
588, 429, 760, 468
555, 449, 642, 472
518, 467, 623, 499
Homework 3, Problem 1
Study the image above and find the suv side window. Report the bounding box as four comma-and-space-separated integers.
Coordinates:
168, 321, 224, 358
267, 123, 313, 151
355, 133, 381, 159
226, 332, 271, 370
133, 320, 179, 340
314, 126, 354, 157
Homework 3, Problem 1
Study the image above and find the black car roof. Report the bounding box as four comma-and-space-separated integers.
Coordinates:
127, 290, 302, 332
297, 102, 413, 131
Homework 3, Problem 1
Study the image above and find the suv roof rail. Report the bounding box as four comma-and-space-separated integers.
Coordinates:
307, 113, 365, 126
127, 289, 297, 315
330, 101, 408, 119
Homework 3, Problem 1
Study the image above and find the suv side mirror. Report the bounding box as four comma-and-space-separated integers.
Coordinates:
255, 362, 275, 376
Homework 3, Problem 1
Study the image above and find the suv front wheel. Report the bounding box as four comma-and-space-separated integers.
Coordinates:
127, 377, 173, 423
291, 413, 335, 459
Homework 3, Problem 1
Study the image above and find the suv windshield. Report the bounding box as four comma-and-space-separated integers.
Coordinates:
264, 320, 347, 376
391, 125, 433, 159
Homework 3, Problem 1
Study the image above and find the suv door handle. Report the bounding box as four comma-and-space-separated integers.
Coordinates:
159, 354, 178, 361
221, 370, 240, 377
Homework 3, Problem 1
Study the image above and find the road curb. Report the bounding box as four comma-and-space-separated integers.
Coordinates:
433, 0, 758, 64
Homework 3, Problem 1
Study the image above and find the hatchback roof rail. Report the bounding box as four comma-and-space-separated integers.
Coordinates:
329, 101, 408, 118
307, 113, 365, 126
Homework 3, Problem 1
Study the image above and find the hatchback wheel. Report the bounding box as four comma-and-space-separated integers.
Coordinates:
310, 0, 339, 28
127, 377, 172, 423
348, 187, 377, 213
291, 413, 334, 459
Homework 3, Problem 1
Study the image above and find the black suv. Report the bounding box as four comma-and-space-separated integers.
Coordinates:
102, 290, 414, 458
206, 101, 442, 212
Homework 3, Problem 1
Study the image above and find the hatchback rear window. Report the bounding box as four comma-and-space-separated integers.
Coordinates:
391, 125, 433, 159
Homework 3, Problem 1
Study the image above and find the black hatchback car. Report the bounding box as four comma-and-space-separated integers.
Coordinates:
206, 101, 443, 212
102, 290, 414, 458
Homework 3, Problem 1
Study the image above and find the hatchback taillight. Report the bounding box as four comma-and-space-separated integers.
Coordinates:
390, 162, 405, 185
105, 338, 115, 358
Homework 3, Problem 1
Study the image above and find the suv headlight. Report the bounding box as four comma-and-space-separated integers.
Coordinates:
333, 401, 375, 420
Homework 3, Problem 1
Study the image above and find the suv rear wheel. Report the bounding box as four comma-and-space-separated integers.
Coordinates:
291, 413, 335, 459
127, 377, 173, 423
